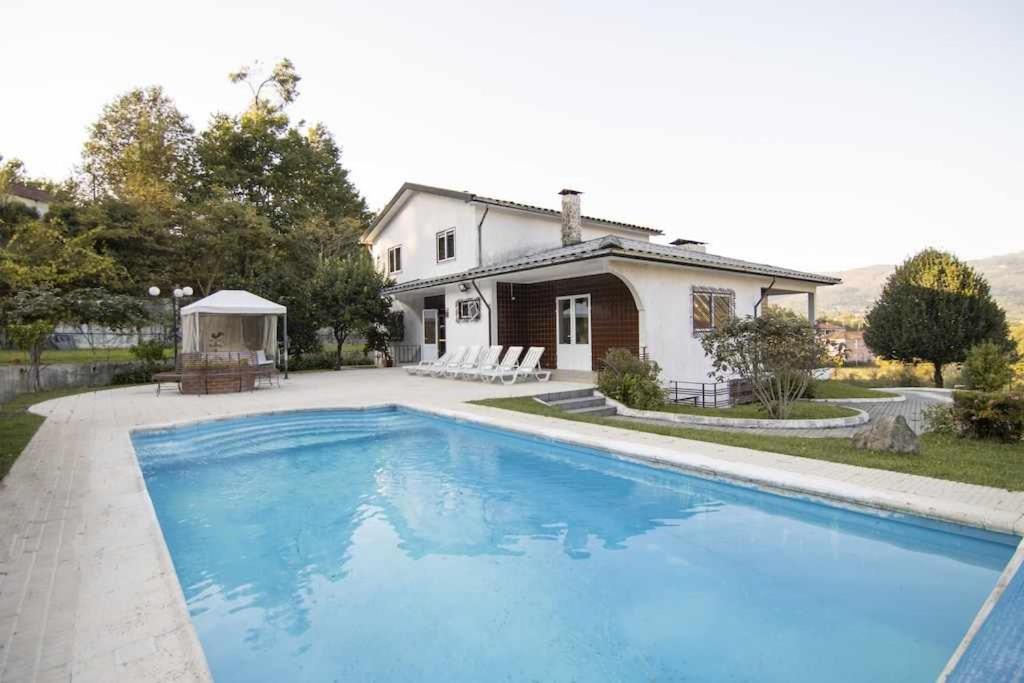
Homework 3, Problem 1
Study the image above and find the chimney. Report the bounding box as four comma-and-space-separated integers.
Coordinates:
559, 189, 582, 246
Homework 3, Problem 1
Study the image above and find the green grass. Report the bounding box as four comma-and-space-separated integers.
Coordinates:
656, 400, 858, 419
810, 381, 898, 400
470, 397, 1024, 491
0, 348, 171, 365
0, 386, 117, 480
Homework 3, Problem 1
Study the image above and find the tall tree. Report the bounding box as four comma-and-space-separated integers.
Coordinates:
864, 249, 1012, 387
79, 86, 197, 204
310, 254, 393, 370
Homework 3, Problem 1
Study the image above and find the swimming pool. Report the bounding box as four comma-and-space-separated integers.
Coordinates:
132, 407, 1017, 682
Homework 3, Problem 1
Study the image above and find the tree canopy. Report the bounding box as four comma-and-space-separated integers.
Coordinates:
863, 249, 1012, 387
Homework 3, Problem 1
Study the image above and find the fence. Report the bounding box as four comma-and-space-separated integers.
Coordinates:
662, 379, 754, 408
389, 344, 421, 365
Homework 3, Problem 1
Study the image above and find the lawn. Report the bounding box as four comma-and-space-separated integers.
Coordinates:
0, 386, 114, 480
471, 397, 1024, 491
656, 400, 858, 419
0, 348, 171, 365
810, 380, 898, 400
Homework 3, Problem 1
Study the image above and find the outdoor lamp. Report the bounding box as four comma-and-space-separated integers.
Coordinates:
182, 286, 194, 297
173, 288, 184, 298
148, 286, 160, 297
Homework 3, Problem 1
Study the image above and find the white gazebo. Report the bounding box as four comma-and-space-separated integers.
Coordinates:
180, 290, 288, 377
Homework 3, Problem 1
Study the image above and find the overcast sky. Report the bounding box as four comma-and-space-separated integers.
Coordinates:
2, 0, 1021, 272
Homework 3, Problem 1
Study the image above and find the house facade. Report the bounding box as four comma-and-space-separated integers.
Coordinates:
362, 183, 839, 382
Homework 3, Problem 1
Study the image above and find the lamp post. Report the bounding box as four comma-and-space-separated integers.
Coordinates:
148, 285, 193, 367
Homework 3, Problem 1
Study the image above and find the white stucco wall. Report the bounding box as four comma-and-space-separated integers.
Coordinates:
608, 260, 817, 382
368, 192, 478, 284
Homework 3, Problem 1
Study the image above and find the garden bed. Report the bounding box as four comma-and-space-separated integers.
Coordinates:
603, 396, 869, 430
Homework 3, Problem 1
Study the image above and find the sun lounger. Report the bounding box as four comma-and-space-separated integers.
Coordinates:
430, 346, 468, 377
457, 345, 502, 379
477, 346, 523, 383
498, 346, 551, 384
406, 349, 453, 375
446, 345, 482, 377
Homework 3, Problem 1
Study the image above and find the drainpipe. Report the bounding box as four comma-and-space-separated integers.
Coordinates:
753, 277, 776, 317
475, 206, 489, 267
472, 206, 493, 345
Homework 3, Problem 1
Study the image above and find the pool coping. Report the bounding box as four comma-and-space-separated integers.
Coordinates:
128, 401, 1024, 683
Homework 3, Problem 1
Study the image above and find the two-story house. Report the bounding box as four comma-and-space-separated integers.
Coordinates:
362, 183, 839, 381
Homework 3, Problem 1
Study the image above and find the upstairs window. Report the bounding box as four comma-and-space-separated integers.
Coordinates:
387, 245, 402, 274
692, 288, 734, 334
436, 228, 455, 262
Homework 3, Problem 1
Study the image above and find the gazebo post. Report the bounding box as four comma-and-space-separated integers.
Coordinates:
283, 312, 289, 379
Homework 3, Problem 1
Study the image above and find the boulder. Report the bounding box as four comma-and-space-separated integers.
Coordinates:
851, 415, 919, 454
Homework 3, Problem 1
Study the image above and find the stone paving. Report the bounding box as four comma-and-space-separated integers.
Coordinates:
0, 369, 1020, 682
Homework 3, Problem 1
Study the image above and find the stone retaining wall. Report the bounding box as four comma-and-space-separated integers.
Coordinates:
0, 361, 141, 404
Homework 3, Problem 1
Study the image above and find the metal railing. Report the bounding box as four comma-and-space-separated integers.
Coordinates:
390, 344, 421, 365
663, 379, 754, 408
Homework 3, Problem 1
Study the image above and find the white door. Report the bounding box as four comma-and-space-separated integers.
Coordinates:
422, 309, 439, 361
556, 294, 592, 371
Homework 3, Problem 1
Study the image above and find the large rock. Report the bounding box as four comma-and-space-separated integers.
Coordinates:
851, 415, 920, 454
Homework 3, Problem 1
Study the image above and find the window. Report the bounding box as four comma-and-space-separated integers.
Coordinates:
387, 245, 402, 274
557, 295, 591, 345
436, 228, 456, 262
692, 288, 734, 333
456, 298, 481, 322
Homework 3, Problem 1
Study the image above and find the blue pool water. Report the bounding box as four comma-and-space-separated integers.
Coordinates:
133, 408, 1017, 682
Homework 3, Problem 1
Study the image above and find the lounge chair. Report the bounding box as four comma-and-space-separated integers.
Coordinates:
499, 346, 551, 384
430, 346, 468, 377
406, 349, 453, 375
447, 345, 486, 378
457, 345, 502, 379
477, 346, 523, 383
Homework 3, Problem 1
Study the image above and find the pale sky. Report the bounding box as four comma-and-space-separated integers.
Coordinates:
2, 0, 1022, 272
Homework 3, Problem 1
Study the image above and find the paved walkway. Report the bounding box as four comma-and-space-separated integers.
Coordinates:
0, 370, 1020, 682
616, 388, 949, 438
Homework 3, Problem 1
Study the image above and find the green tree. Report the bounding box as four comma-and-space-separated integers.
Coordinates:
64, 288, 150, 357
0, 220, 120, 294
701, 308, 832, 419
176, 196, 274, 296
310, 254, 393, 370
961, 341, 1015, 392
79, 86, 197, 204
1013, 322, 1024, 385
4, 287, 67, 391
864, 249, 1012, 387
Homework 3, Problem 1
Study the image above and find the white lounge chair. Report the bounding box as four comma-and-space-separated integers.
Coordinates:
478, 346, 523, 383
430, 346, 467, 377
458, 345, 502, 379
499, 346, 551, 384
406, 348, 454, 376
446, 345, 482, 377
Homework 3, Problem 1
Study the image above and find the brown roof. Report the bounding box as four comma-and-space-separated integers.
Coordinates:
7, 183, 54, 203
364, 182, 669, 240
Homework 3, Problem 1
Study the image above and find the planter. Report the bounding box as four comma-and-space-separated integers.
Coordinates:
602, 395, 870, 430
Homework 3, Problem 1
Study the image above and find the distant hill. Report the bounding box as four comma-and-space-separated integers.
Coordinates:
816, 251, 1024, 321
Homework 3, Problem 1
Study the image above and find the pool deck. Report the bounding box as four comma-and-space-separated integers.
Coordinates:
1, 367, 1023, 682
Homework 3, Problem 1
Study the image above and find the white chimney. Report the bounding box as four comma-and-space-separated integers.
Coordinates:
559, 189, 582, 246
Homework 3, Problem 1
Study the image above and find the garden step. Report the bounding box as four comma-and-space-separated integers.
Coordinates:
549, 396, 606, 410
535, 388, 596, 402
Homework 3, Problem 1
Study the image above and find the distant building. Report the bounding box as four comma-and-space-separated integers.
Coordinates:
4, 182, 55, 217
815, 323, 875, 365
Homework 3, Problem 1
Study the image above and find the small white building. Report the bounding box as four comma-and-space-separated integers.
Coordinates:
4, 183, 54, 217
362, 183, 839, 382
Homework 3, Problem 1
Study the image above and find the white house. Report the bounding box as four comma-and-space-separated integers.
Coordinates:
362, 183, 839, 382
4, 182, 54, 217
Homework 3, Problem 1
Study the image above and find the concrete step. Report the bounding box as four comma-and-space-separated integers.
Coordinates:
549, 396, 606, 410
536, 388, 596, 402
566, 405, 617, 417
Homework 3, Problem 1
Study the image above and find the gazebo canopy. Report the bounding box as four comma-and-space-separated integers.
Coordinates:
181, 290, 286, 316
180, 290, 287, 362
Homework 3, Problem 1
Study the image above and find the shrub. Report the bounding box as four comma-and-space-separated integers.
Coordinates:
921, 404, 957, 435
700, 308, 832, 419
129, 340, 167, 366
951, 391, 1024, 442
961, 341, 1015, 392
598, 348, 664, 410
